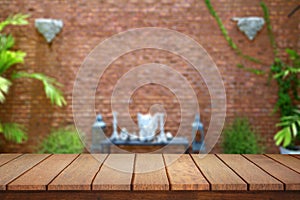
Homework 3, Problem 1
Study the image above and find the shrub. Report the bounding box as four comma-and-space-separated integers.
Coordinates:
38, 126, 84, 154
222, 117, 264, 154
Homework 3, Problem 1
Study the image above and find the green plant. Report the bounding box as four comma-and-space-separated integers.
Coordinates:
38, 126, 84, 154
222, 118, 264, 154
205, 0, 300, 148
0, 14, 66, 144
274, 108, 300, 147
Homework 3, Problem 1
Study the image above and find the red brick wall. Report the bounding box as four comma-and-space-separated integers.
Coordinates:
0, 0, 299, 153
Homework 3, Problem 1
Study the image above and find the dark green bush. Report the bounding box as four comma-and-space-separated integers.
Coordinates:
222, 118, 264, 154
39, 126, 84, 153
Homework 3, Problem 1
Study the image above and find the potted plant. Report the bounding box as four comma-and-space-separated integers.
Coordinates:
274, 108, 300, 154
272, 48, 300, 154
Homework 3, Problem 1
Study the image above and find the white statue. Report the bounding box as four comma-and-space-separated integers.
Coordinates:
110, 111, 119, 140
138, 112, 166, 142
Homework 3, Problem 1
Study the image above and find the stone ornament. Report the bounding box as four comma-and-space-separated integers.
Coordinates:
232, 17, 265, 40
35, 18, 63, 43
119, 128, 129, 141
138, 113, 158, 142
110, 112, 119, 141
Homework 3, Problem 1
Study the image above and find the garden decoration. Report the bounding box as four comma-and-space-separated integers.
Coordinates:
231, 17, 265, 40
191, 113, 205, 153
91, 112, 189, 153
110, 112, 119, 141
35, 18, 63, 43
138, 112, 166, 142
91, 114, 107, 151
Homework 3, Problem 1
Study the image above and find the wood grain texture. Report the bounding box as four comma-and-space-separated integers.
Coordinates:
0, 154, 50, 190
266, 154, 300, 173
48, 154, 107, 190
292, 155, 300, 160
8, 154, 78, 190
192, 154, 247, 191
0, 154, 22, 166
133, 154, 169, 190
164, 154, 209, 190
93, 154, 135, 190
1, 191, 300, 200
217, 154, 283, 191
244, 154, 300, 190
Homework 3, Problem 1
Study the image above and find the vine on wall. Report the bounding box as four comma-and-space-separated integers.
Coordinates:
205, 0, 300, 147
204, 0, 299, 118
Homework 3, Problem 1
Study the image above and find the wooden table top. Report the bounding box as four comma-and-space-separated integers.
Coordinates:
0, 154, 300, 191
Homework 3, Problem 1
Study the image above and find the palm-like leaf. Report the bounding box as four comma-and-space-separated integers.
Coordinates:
274, 108, 300, 147
0, 122, 27, 143
12, 72, 66, 107
0, 14, 29, 32
0, 34, 14, 51
0, 50, 26, 75
0, 76, 11, 103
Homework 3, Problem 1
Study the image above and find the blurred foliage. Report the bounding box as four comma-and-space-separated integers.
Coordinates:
222, 118, 264, 154
0, 13, 66, 145
274, 108, 300, 147
38, 126, 84, 154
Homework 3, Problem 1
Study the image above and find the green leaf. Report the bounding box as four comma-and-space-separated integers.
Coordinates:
260, 1, 278, 56
0, 13, 29, 32
276, 121, 291, 127
0, 50, 26, 74
274, 129, 283, 140
274, 128, 285, 146
237, 64, 244, 68
0, 34, 15, 51
291, 123, 298, 137
1, 123, 27, 143
0, 76, 11, 103
283, 70, 289, 78
286, 49, 299, 60
12, 71, 66, 107
283, 127, 292, 147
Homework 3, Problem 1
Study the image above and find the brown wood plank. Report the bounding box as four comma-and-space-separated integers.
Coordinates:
266, 154, 300, 173
0, 154, 22, 166
8, 154, 79, 190
164, 154, 209, 190
291, 154, 300, 159
93, 154, 134, 190
192, 154, 247, 191
133, 154, 169, 190
244, 154, 300, 190
292, 155, 300, 160
48, 154, 107, 190
0, 154, 50, 190
1, 191, 300, 200
217, 154, 283, 191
